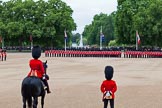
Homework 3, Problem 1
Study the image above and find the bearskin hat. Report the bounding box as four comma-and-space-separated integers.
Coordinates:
104, 66, 114, 80
32, 46, 41, 59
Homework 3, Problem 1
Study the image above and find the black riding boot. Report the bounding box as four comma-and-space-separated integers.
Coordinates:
43, 80, 51, 93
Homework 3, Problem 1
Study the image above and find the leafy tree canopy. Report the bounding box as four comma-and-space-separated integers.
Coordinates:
0, 0, 76, 48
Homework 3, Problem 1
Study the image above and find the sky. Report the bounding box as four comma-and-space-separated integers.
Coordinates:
61, 0, 118, 34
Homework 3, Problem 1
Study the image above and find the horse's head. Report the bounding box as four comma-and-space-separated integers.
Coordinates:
43, 60, 48, 73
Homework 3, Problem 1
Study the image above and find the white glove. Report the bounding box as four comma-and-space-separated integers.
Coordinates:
106, 91, 111, 97
42, 74, 46, 80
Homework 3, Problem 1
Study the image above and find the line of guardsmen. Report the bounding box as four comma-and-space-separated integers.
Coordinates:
0, 49, 7, 61
45, 50, 121, 58
124, 51, 162, 58
44, 48, 162, 58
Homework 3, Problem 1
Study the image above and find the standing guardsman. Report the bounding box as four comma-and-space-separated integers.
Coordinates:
3, 50, 7, 61
1, 50, 7, 61
1, 50, 3, 61
0, 48, 2, 60
100, 66, 117, 108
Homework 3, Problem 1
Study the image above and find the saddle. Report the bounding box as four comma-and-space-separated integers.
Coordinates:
29, 70, 47, 90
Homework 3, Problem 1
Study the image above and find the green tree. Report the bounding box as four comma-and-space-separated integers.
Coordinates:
115, 0, 138, 45
115, 0, 162, 47
72, 33, 80, 44
0, 0, 76, 49
133, 0, 162, 46
83, 13, 116, 47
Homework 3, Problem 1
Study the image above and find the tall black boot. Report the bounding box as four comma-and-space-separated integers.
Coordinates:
43, 80, 51, 93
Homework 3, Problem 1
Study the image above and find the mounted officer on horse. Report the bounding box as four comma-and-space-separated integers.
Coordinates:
21, 45, 51, 108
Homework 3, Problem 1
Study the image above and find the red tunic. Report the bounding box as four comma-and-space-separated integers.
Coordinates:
2, 52, 6, 56
28, 59, 44, 78
100, 80, 117, 99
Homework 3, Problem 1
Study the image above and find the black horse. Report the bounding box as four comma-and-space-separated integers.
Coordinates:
21, 61, 48, 108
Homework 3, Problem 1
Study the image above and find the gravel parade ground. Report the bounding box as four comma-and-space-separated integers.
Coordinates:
0, 53, 162, 108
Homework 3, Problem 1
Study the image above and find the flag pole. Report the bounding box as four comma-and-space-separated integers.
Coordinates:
0, 36, 2, 49
100, 35, 102, 50
136, 30, 138, 50
65, 38, 66, 51
31, 41, 33, 50
30, 35, 33, 50
0, 36, 4, 49
64, 29, 67, 52
100, 26, 102, 50
2, 38, 4, 49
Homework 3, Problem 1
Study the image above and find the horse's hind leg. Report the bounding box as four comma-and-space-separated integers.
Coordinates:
22, 97, 26, 108
41, 94, 45, 108
27, 97, 32, 108
33, 97, 38, 108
